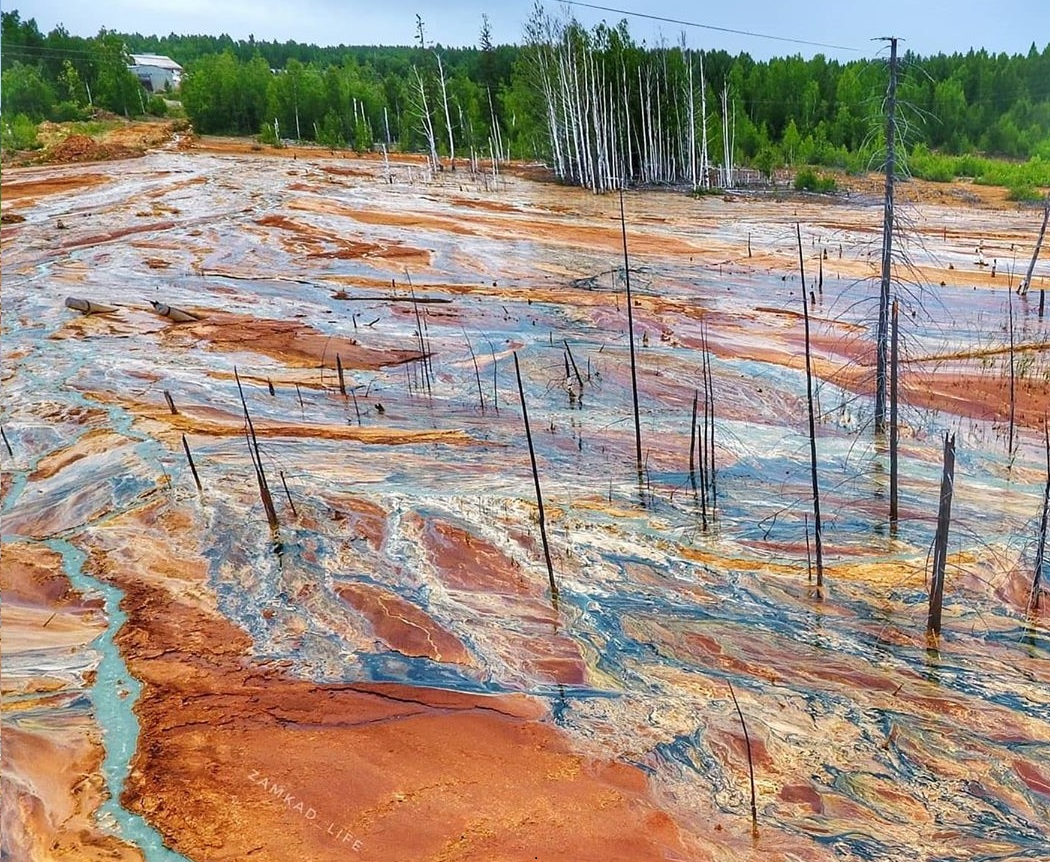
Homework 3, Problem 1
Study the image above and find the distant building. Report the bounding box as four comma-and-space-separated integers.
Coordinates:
129, 54, 183, 92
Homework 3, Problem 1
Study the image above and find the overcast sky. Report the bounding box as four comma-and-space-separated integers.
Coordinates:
8, 1, 1047, 61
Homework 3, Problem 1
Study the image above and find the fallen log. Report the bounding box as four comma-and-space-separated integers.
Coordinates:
64, 296, 117, 314
150, 300, 201, 322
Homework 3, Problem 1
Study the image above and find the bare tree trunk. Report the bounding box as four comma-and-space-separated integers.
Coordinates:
928, 432, 956, 635
797, 225, 824, 591
411, 66, 440, 171
435, 52, 455, 166
1031, 419, 1049, 612
875, 36, 899, 434
890, 299, 900, 528
1019, 197, 1049, 296
699, 53, 709, 188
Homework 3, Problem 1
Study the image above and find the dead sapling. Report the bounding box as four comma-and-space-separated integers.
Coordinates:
235, 367, 279, 533
618, 184, 644, 488
465, 334, 485, 412
514, 352, 558, 600
797, 223, 824, 593
727, 681, 758, 832
181, 434, 203, 492
336, 354, 347, 397
1030, 417, 1049, 613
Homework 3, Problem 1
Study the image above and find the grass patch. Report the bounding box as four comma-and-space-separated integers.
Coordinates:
794, 167, 837, 193
908, 143, 1050, 194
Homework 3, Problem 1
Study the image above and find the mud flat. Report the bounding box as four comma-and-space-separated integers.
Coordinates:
2, 141, 1048, 861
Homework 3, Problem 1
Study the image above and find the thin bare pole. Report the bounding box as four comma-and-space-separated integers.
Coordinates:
1031, 417, 1049, 612
514, 352, 558, 599
1019, 197, 1048, 296
875, 36, 899, 434
890, 299, 900, 527
181, 434, 203, 492
689, 389, 698, 489
1008, 288, 1016, 460
619, 184, 643, 481
797, 224, 824, 591
702, 323, 716, 512
727, 681, 758, 831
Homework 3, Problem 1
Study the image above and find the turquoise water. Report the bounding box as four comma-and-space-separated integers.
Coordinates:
47, 539, 193, 862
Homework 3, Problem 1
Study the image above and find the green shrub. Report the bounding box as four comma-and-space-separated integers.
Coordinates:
146, 95, 168, 117
794, 167, 837, 193
258, 120, 282, 147
49, 100, 89, 122
1006, 184, 1043, 202
1, 114, 41, 151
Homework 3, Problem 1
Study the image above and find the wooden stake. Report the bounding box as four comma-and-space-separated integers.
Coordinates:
514, 352, 558, 599
0, 426, 12, 458
164, 390, 178, 415
181, 434, 203, 492
336, 354, 347, 397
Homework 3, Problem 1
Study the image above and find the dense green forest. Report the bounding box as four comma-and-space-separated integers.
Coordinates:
2, 6, 1048, 192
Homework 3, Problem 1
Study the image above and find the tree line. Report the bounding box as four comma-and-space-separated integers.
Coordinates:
3, 6, 1049, 186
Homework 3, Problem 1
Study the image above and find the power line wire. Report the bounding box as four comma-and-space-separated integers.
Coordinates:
560, 0, 865, 54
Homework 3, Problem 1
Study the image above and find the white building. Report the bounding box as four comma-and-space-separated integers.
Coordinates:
129, 54, 183, 93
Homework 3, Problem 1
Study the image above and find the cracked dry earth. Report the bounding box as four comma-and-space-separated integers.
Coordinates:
2, 139, 1049, 862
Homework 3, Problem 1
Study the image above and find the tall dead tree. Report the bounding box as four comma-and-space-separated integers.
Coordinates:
928, 432, 956, 635
875, 36, 899, 434
514, 353, 558, 599
1031, 418, 1049, 612
1019, 197, 1049, 297
798, 225, 824, 590
619, 184, 643, 485
889, 299, 900, 527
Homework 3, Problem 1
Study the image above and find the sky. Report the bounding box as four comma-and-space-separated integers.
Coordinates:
8, 0, 1048, 61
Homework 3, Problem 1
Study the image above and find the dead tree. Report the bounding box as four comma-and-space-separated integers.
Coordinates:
1031, 418, 1049, 612
875, 36, 899, 434
889, 299, 900, 527
798, 224, 824, 590
1019, 197, 1049, 297
927, 432, 956, 635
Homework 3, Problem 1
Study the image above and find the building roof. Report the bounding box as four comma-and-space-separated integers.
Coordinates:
129, 54, 183, 71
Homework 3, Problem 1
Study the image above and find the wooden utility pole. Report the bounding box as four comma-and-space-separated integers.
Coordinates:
875, 36, 899, 434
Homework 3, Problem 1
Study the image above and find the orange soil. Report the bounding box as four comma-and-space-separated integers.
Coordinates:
161, 310, 424, 370
84, 395, 476, 448
0, 543, 142, 861
336, 583, 473, 665
83, 505, 698, 862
